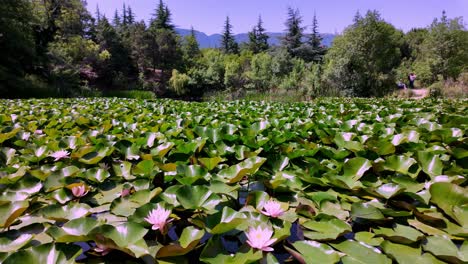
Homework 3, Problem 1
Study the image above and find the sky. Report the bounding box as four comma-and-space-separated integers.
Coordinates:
85, 0, 468, 35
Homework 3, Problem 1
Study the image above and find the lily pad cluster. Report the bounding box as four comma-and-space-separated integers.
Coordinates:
0, 98, 467, 263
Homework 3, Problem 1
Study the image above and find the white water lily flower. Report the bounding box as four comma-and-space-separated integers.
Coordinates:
72, 185, 88, 197
50, 150, 70, 161
34, 129, 43, 135
145, 205, 172, 232
245, 226, 277, 251
261, 200, 285, 218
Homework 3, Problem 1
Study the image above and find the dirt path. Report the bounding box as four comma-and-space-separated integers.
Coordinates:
410, 88, 429, 99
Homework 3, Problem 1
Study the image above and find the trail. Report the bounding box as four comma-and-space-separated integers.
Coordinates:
410, 88, 429, 99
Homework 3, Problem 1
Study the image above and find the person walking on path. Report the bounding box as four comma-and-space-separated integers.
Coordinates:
408, 73, 417, 89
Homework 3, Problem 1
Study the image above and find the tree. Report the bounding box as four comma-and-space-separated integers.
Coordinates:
295, 13, 327, 62
183, 27, 201, 68
151, 0, 174, 31
282, 7, 304, 56
322, 10, 404, 97
126, 6, 135, 25
122, 3, 127, 26
0, 0, 37, 97
112, 9, 121, 28
221, 16, 239, 54
415, 11, 468, 82
247, 16, 269, 54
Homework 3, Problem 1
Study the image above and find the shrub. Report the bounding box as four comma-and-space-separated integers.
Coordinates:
103, 90, 156, 99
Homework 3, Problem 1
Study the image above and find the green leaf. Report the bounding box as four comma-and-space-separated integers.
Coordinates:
336, 157, 372, 189
0, 200, 29, 228
383, 155, 417, 175
156, 226, 204, 258
291, 240, 340, 264
381, 241, 445, 264
175, 165, 210, 185
0, 234, 33, 252
176, 185, 221, 211
422, 236, 468, 263
3, 243, 82, 264
303, 217, 352, 240
374, 224, 424, 244
198, 157, 224, 171
417, 151, 443, 177
200, 236, 262, 264
40, 203, 91, 221
217, 156, 266, 184
351, 202, 385, 221
90, 222, 149, 257
331, 240, 391, 264
430, 182, 468, 227
206, 207, 247, 234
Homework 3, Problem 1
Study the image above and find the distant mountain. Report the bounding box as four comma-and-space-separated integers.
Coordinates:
176, 28, 336, 49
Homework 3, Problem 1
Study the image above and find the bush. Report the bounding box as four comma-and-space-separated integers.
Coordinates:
103, 90, 156, 99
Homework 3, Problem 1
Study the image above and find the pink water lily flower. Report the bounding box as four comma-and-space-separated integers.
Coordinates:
145, 205, 172, 232
261, 200, 285, 218
50, 150, 70, 161
246, 226, 277, 251
72, 185, 88, 197
94, 243, 111, 256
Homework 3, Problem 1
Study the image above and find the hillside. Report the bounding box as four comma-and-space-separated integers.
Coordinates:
176, 28, 336, 48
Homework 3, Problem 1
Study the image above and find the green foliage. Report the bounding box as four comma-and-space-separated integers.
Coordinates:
323, 10, 404, 97
169, 69, 191, 96
102, 90, 156, 99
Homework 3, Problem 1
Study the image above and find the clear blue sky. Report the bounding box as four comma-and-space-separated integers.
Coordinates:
85, 0, 467, 35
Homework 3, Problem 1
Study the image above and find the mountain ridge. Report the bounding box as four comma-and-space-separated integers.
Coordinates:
176, 28, 336, 49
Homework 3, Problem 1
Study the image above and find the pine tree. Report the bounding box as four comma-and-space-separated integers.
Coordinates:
96, 4, 101, 23
112, 9, 121, 27
185, 27, 200, 58
221, 16, 239, 54
127, 6, 135, 25
248, 16, 269, 54
306, 13, 326, 62
151, 0, 174, 31
122, 3, 127, 26
282, 7, 304, 55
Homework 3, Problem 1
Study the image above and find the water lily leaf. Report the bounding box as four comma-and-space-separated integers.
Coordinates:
175, 164, 210, 185
336, 157, 372, 189
303, 217, 351, 241
0, 200, 29, 228
176, 185, 221, 211
430, 182, 468, 227
112, 161, 135, 180
354, 232, 384, 246
132, 160, 158, 178
383, 155, 417, 175
422, 236, 467, 263
3, 243, 81, 264
206, 207, 247, 234
217, 156, 266, 184
90, 222, 149, 257
372, 183, 404, 199
374, 224, 424, 244
417, 151, 443, 178
156, 226, 204, 258
111, 188, 162, 216
0, 234, 33, 252
351, 202, 385, 221
331, 240, 391, 264
291, 240, 340, 264
198, 157, 224, 171
84, 167, 110, 183
200, 236, 262, 264
40, 203, 91, 221
381, 241, 445, 264
47, 217, 99, 242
